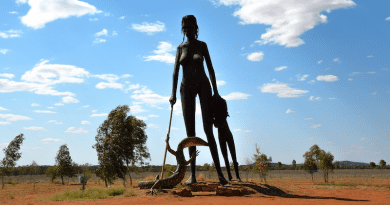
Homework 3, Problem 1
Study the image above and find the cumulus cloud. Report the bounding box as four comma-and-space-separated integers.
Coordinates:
119, 16, 125, 20
0, 30, 22, 38
91, 109, 97, 112
31, 103, 39, 107
132, 21, 166, 35
247, 52, 264, 61
93, 38, 106, 43
308, 80, 315, 85
135, 116, 148, 121
333, 58, 341, 63
316, 75, 339, 82
112, 31, 118, 36
222, 92, 251, 100
21, 0, 102, 29
0, 107, 7, 111
217, 80, 226, 86
129, 104, 148, 114
385, 17, 390, 21
95, 28, 107, 36
0, 114, 32, 121
48, 120, 62, 124
90, 113, 107, 117
0, 122, 11, 125
309, 96, 321, 101
83, 105, 89, 108
318, 60, 323, 64
95, 82, 123, 89
275, 66, 287, 71
65, 127, 88, 133
143, 41, 175, 64
55, 103, 64, 106
0, 49, 9, 54
213, 0, 355, 47
131, 86, 169, 107
81, 120, 91, 124
296, 74, 309, 81
148, 114, 159, 117
259, 83, 309, 98
16, 0, 27, 4
0, 73, 14, 79
23, 126, 45, 130
311, 124, 322, 128
62, 96, 79, 103
286, 108, 294, 114
34, 110, 56, 113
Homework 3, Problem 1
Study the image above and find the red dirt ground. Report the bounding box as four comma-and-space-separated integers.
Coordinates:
1, 180, 390, 204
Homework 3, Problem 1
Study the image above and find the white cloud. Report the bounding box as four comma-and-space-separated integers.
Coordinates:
367, 71, 376, 74
129, 104, 148, 114
90, 113, 107, 117
92, 74, 119, 82
0, 30, 22, 38
308, 80, 315, 85
62, 96, 79, 103
348, 78, 353, 81
222, 92, 251, 100
83, 105, 89, 108
147, 124, 159, 128
349, 72, 360, 76
360, 137, 365, 140
119, 16, 125, 20
309, 96, 321, 101
286, 108, 294, 114
131, 86, 169, 107
132, 21, 166, 35
170, 127, 179, 130
48, 120, 62, 124
260, 83, 309, 98
296, 74, 309, 81
55, 103, 64, 106
21, 0, 102, 29
91, 109, 97, 112
318, 60, 323, 64
31, 103, 39, 107
316, 75, 339, 82
81, 120, 91, 124
0, 73, 15, 79
333, 58, 341, 63
95, 29, 108, 36
34, 110, 56, 113
104, 12, 110, 16
41, 138, 62, 142
217, 80, 226, 86
0, 122, 11, 125
247, 52, 264, 61
0, 107, 7, 111
93, 38, 106, 44
65, 127, 88, 133
372, 91, 377, 95
233, 129, 242, 132
311, 124, 322, 128
329, 97, 336, 100
89, 18, 98, 21
244, 130, 252, 132
274, 66, 287, 71
121, 74, 132, 78
143, 41, 175, 64
367, 55, 374, 58
0, 49, 9, 54
95, 82, 123, 89
112, 31, 118, 36
23, 126, 45, 130
148, 114, 159, 117
385, 17, 390, 21
214, 0, 355, 47
135, 116, 148, 121
21, 60, 89, 85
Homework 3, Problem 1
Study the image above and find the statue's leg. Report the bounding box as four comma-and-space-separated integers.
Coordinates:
180, 83, 197, 185
198, 82, 228, 186
224, 121, 242, 182
218, 121, 232, 181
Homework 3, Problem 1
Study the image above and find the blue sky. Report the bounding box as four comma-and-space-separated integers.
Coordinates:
1, 0, 389, 167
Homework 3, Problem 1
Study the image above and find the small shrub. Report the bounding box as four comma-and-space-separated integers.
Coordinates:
175, 183, 183, 189
125, 190, 136, 197
11, 182, 17, 186
107, 188, 126, 196
10, 195, 14, 199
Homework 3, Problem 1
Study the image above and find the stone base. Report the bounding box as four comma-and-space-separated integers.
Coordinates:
169, 181, 256, 197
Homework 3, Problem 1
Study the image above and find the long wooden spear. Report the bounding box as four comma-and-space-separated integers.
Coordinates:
160, 104, 174, 180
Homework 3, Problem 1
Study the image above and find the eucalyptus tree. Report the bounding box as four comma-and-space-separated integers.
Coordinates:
93, 105, 150, 187
379, 159, 386, 170
1, 134, 24, 189
55, 144, 77, 185
292, 160, 296, 172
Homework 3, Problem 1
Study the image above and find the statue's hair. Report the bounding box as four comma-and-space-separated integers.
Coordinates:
211, 95, 229, 128
181, 15, 199, 43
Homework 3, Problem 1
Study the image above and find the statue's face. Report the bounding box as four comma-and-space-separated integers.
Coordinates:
182, 21, 196, 38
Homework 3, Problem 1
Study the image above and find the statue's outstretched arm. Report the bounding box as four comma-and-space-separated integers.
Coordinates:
185, 150, 200, 166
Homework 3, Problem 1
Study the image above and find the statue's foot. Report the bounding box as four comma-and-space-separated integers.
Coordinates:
184, 176, 197, 185
237, 178, 243, 183
228, 176, 233, 182
218, 176, 229, 186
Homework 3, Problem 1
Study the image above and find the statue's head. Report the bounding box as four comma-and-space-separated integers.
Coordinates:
181, 15, 199, 40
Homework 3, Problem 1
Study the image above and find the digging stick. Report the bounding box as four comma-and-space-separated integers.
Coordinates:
160, 105, 174, 180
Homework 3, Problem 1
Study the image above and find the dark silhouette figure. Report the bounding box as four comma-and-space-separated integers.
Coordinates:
211, 95, 242, 182
169, 15, 228, 186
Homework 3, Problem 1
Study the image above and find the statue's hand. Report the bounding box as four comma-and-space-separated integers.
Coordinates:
165, 135, 170, 143
169, 95, 176, 107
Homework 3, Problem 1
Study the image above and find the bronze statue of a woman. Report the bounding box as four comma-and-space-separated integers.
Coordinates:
169, 15, 228, 185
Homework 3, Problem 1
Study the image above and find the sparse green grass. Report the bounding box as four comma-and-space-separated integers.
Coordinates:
49, 187, 127, 201
10, 195, 14, 199
175, 183, 183, 189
